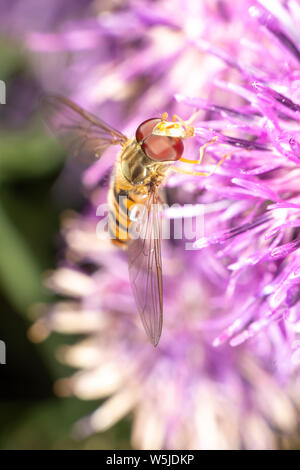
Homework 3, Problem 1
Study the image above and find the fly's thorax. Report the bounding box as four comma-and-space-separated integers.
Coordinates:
120, 138, 170, 186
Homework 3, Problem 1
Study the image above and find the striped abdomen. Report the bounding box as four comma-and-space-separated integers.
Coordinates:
108, 182, 146, 248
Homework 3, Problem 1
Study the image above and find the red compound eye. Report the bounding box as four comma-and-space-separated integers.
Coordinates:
142, 135, 184, 162
135, 118, 161, 144
136, 118, 184, 162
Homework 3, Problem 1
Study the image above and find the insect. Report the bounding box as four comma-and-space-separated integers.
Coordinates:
42, 95, 226, 346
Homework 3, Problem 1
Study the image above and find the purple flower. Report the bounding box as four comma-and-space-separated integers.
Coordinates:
25, 0, 300, 449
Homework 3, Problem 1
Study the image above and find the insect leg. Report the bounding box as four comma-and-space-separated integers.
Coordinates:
173, 151, 233, 177
171, 167, 211, 177
172, 109, 203, 128
179, 137, 218, 165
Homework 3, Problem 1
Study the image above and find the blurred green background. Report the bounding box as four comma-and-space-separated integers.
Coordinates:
0, 37, 131, 450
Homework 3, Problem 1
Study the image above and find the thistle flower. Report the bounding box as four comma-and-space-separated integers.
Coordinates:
25, 0, 300, 449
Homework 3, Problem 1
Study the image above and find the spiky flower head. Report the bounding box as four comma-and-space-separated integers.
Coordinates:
23, 0, 300, 449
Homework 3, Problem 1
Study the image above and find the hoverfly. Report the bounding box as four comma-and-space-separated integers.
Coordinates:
42, 95, 221, 346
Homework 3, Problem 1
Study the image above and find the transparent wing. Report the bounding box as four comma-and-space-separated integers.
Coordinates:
41, 95, 128, 161
128, 188, 163, 346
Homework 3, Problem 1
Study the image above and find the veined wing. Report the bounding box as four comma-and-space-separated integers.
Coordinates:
128, 188, 163, 346
41, 95, 128, 161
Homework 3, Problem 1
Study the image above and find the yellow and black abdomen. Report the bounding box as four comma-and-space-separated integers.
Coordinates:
107, 183, 139, 248
107, 140, 145, 248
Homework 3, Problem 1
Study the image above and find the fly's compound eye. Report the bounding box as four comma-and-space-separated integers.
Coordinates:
136, 118, 184, 162
135, 118, 161, 144
141, 135, 183, 162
